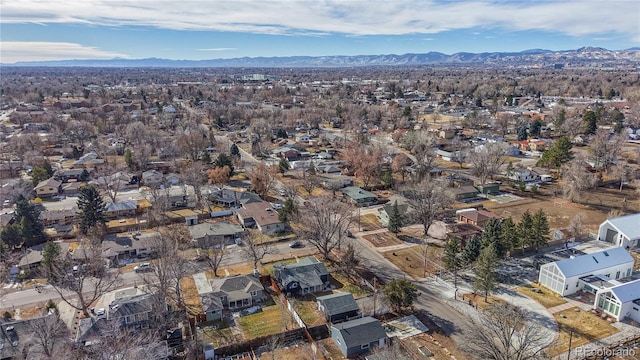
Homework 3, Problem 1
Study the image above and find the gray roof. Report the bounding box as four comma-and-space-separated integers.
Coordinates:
342, 187, 377, 201
274, 257, 329, 289
106, 200, 137, 212
209, 274, 263, 302
189, 222, 244, 240
18, 242, 70, 267
200, 293, 224, 312
109, 293, 153, 318
317, 292, 359, 316
332, 316, 386, 347
553, 247, 634, 278
604, 213, 640, 239
608, 279, 640, 303
101, 232, 157, 257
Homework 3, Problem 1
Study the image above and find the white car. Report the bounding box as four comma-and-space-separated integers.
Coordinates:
134, 263, 152, 273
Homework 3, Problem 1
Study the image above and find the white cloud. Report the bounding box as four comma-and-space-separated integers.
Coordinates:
1, 0, 638, 41
0, 42, 129, 63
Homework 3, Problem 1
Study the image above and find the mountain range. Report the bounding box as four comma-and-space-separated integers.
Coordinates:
4, 47, 640, 68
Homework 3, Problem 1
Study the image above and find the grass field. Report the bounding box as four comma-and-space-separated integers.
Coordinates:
516, 283, 567, 308
362, 231, 403, 247
236, 298, 296, 338
546, 307, 620, 357
330, 273, 373, 299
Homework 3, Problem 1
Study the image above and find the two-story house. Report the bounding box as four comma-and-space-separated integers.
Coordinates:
273, 257, 330, 296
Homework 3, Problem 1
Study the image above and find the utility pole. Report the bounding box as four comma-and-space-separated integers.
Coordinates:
423, 241, 429, 278
567, 330, 573, 360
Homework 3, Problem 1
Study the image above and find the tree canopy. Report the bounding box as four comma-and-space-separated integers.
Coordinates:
77, 185, 106, 234
383, 279, 419, 312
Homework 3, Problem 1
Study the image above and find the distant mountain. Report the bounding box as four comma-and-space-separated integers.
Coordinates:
4, 48, 640, 68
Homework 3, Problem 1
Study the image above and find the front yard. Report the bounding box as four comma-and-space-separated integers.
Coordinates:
546, 307, 620, 358
515, 283, 567, 308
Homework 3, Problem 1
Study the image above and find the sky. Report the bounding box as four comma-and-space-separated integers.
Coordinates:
1, 0, 639, 63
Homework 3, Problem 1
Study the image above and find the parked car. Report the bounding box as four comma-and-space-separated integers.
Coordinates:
134, 263, 153, 273
289, 240, 302, 248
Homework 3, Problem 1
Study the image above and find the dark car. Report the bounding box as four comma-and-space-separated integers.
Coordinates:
289, 240, 302, 248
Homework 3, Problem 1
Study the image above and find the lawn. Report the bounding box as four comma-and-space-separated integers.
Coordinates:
546, 307, 620, 358
356, 213, 384, 231
199, 320, 244, 348
382, 244, 443, 280
179, 276, 203, 316
362, 231, 403, 247
516, 283, 567, 308
330, 273, 373, 299
236, 298, 296, 338
292, 298, 325, 326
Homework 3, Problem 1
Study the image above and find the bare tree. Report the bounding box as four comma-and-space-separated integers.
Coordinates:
240, 229, 272, 272
589, 128, 626, 177
561, 157, 598, 202
294, 196, 352, 260
468, 142, 508, 184
610, 163, 633, 191
568, 213, 586, 242
94, 162, 129, 203
177, 122, 214, 161
301, 169, 320, 195
205, 242, 227, 278
22, 312, 69, 358
402, 177, 453, 237
464, 303, 548, 360
45, 234, 121, 317
180, 161, 208, 209
249, 162, 277, 199
65, 120, 96, 147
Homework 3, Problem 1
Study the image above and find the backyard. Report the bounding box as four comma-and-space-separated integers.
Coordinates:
546, 307, 620, 357
236, 295, 298, 339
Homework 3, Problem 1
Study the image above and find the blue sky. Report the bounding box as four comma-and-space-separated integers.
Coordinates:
1, 0, 639, 63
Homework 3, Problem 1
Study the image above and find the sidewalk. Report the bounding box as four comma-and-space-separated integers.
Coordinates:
547, 300, 585, 314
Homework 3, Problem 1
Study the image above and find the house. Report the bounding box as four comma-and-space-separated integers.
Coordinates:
142, 170, 164, 187
456, 209, 501, 228
597, 213, 640, 249
189, 222, 244, 248
538, 247, 634, 297
71, 151, 105, 169
209, 188, 262, 207
445, 185, 479, 201
475, 183, 500, 195
273, 257, 330, 296
40, 209, 76, 227
100, 232, 157, 265
61, 181, 84, 196
236, 201, 284, 234
105, 200, 138, 219
435, 149, 463, 162
331, 317, 387, 357
34, 177, 61, 197
200, 293, 224, 322
377, 202, 410, 227
272, 146, 300, 161
342, 187, 377, 206
17, 242, 71, 270
505, 168, 538, 182
593, 279, 640, 322
165, 173, 181, 186
317, 292, 361, 323
108, 293, 154, 329
54, 168, 90, 182
209, 275, 265, 310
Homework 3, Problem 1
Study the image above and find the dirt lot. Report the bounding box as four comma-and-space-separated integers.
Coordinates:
382, 244, 444, 280
546, 307, 620, 358
357, 213, 385, 231
362, 231, 404, 247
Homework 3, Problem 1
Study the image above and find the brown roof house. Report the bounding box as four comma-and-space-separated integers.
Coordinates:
34, 177, 61, 197
236, 201, 284, 234
456, 208, 501, 228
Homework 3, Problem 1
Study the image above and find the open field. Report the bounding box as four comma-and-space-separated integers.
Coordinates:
362, 231, 403, 247
516, 283, 568, 308
546, 307, 620, 357
382, 245, 435, 280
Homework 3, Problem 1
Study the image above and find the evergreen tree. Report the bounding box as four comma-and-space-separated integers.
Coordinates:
41, 241, 60, 277
230, 143, 240, 158
200, 151, 212, 164
278, 157, 290, 174
461, 235, 482, 265
77, 185, 106, 235
0, 224, 22, 248
30, 166, 51, 187
474, 243, 498, 302
387, 200, 402, 234
15, 197, 46, 246
383, 279, 418, 312
124, 149, 136, 169
500, 217, 518, 256
583, 111, 597, 134
381, 170, 394, 189
538, 136, 573, 169
278, 198, 297, 222
554, 108, 566, 128
213, 153, 235, 175
444, 237, 462, 287
518, 210, 534, 254
481, 218, 506, 258
530, 119, 542, 138
531, 209, 550, 252
517, 126, 528, 141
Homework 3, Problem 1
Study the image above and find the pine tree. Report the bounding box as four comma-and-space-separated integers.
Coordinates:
518, 210, 534, 254
500, 217, 518, 256
77, 185, 106, 235
481, 218, 506, 258
538, 136, 573, 169
214, 153, 235, 175
444, 237, 462, 287
15, 197, 46, 246
41, 241, 61, 277
0, 224, 22, 248
517, 126, 528, 141
230, 144, 240, 158
461, 235, 482, 265
278, 198, 297, 222
387, 200, 402, 234
474, 243, 498, 302
278, 157, 290, 174
583, 111, 597, 134
531, 209, 550, 252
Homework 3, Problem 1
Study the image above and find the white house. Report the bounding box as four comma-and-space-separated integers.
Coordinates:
594, 279, 640, 322
597, 213, 640, 249
506, 168, 538, 182
538, 247, 634, 296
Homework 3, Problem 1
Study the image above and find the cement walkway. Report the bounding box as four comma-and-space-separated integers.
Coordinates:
547, 300, 585, 314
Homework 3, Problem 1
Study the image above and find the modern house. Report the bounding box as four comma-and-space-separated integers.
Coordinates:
593, 279, 640, 322
236, 201, 284, 234
273, 257, 330, 296
597, 213, 640, 249
34, 177, 61, 197
189, 222, 244, 248
331, 317, 387, 357
317, 292, 361, 323
538, 247, 635, 296
341, 187, 377, 206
